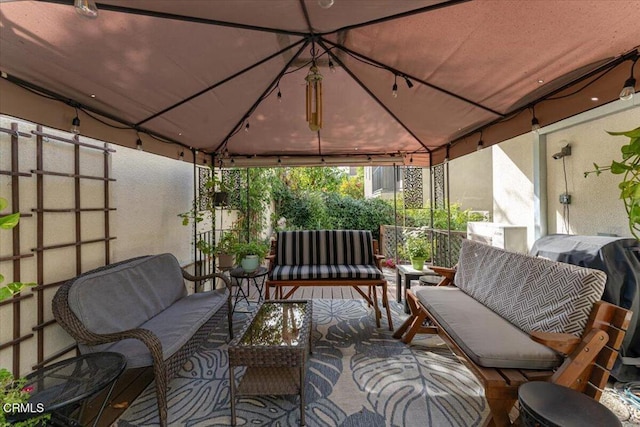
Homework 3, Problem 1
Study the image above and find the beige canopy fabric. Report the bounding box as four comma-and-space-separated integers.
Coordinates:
0, 0, 638, 166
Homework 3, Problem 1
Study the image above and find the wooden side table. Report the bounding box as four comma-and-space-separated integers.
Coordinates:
518, 381, 621, 427
395, 264, 440, 313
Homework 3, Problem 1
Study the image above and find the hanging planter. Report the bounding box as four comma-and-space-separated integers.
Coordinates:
213, 191, 228, 207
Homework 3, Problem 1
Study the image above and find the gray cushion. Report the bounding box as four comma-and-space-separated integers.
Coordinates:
270, 264, 383, 281
80, 289, 228, 368
415, 286, 562, 369
68, 254, 188, 334
455, 239, 606, 336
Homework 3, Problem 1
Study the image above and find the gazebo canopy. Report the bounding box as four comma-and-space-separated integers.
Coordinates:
0, 0, 638, 166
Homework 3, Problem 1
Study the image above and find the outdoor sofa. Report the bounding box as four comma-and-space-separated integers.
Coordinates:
52, 253, 233, 427
394, 239, 632, 426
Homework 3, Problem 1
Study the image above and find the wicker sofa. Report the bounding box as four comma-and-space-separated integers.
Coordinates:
394, 239, 632, 426
265, 229, 393, 330
52, 253, 232, 427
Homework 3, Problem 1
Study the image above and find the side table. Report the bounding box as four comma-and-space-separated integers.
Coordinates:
229, 266, 268, 312
395, 264, 440, 313
6, 352, 126, 427
518, 381, 621, 427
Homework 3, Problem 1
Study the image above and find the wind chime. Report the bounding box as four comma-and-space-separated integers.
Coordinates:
305, 63, 323, 131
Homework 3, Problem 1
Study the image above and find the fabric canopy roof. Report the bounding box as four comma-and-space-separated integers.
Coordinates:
0, 0, 638, 166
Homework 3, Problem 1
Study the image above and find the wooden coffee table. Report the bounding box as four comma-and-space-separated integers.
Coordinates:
228, 300, 312, 426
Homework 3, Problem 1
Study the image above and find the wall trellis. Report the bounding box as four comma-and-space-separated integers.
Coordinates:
0, 122, 115, 376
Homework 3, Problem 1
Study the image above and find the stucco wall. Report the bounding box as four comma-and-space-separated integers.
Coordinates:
546, 106, 639, 237
111, 146, 193, 265
448, 148, 493, 213
492, 133, 536, 246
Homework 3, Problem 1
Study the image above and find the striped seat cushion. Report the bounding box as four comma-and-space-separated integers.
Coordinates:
271, 264, 383, 281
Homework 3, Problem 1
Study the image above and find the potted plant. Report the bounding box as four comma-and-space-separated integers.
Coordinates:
215, 231, 238, 269
233, 240, 270, 273
584, 126, 640, 239
404, 227, 432, 270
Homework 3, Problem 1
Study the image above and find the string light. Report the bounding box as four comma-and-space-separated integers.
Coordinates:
477, 139, 484, 151
531, 106, 541, 134
277, 88, 282, 102
70, 115, 80, 134
318, 0, 334, 9
328, 58, 336, 73
178, 151, 185, 161
404, 76, 414, 88
245, 122, 250, 132
619, 57, 637, 101
136, 138, 143, 151
392, 75, 398, 98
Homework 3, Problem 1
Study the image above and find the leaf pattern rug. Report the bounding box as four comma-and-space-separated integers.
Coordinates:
117, 299, 489, 426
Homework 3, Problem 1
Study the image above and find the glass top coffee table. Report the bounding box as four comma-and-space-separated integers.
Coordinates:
228, 300, 312, 426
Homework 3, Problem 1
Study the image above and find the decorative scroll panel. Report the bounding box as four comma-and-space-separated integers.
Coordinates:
403, 167, 423, 209
222, 169, 242, 208
197, 166, 211, 211
432, 164, 446, 209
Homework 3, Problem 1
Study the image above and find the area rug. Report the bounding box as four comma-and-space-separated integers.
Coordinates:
117, 299, 489, 426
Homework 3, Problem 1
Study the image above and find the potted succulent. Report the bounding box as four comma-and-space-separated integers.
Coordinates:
404, 227, 432, 271
233, 240, 270, 273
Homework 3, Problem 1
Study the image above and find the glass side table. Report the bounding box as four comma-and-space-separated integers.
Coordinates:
6, 352, 126, 427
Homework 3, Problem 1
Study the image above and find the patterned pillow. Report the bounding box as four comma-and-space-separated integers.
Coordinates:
456, 239, 606, 336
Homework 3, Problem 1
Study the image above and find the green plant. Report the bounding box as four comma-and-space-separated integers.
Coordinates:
214, 231, 238, 255
0, 368, 50, 426
584, 127, 640, 239
0, 198, 36, 301
233, 240, 270, 262
404, 227, 432, 260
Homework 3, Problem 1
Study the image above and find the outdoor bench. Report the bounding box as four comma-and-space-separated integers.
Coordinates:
394, 239, 632, 426
52, 253, 233, 427
265, 229, 393, 330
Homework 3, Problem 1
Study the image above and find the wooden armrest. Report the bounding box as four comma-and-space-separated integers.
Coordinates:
429, 266, 456, 277
530, 331, 581, 355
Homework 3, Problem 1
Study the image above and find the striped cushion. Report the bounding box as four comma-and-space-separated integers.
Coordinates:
271, 264, 383, 281
275, 230, 376, 266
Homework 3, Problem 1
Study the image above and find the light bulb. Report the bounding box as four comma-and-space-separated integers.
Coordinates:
277, 89, 282, 102
477, 140, 484, 151
179, 151, 185, 161
318, 0, 334, 9
74, 0, 99, 19
531, 117, 540, 134
619, 77, 636, 101
392, 83, 398, 98
71, 116, 80, 134
245, 122, 250, 133
328, 59, 336, 73
136, 138, 143, 151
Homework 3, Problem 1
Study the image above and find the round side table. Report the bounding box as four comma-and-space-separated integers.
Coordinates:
229, 266, 268, 311
518, 381, 621, 427
6, 352, 126, 427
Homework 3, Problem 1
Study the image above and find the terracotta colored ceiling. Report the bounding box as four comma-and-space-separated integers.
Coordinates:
0, 0, 638, 166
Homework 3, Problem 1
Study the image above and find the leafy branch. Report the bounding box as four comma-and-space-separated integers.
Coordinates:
0, 198, 36, 301
584, 127, 640, 239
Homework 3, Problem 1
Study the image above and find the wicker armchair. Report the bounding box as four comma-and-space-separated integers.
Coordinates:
52, 254, 232, 427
